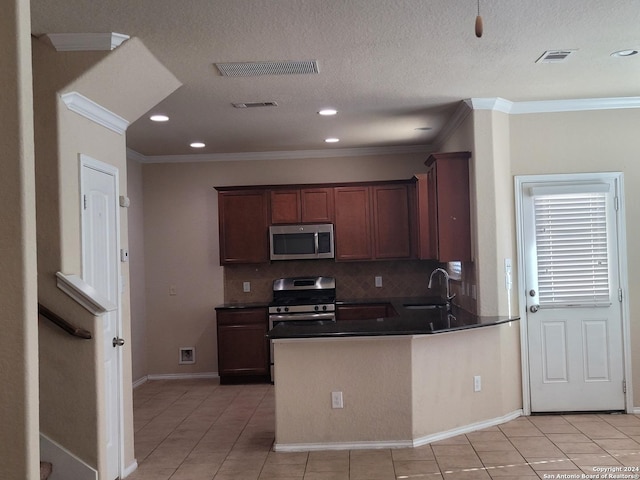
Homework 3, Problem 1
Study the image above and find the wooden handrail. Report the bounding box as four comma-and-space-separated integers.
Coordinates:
38, 303, 92, 339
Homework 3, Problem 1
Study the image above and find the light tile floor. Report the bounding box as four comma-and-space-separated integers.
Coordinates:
128, 379, 640, 480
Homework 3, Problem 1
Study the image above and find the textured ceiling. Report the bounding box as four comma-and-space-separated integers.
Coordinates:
30, 0, 640, 158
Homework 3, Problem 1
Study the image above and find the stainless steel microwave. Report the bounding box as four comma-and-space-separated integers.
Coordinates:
269, 224, 334, 260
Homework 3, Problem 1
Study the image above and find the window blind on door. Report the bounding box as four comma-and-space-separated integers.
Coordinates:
534, 192, 610, 307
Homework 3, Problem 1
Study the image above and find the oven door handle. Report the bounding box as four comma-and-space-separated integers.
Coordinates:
269, 312, 335, 322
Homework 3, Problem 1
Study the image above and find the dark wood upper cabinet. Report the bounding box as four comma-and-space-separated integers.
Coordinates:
300, 187, 334, 223
415, 151, 472, 262
371, 184, 412, 259
270, 187, 334, 224
217, 189, 269, 264
334, 186, 372, 260
270, 189, 301, 224
335, 183, 412, 261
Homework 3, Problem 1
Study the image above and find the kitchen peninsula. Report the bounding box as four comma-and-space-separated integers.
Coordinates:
268, 304, 521, 451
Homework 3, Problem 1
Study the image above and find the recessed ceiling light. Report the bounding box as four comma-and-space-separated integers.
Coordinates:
318, 109, 338, 116
190, 142, 206, 148
325, 138, 340, 143
611, 49, 638, 57
150, 114, 169, 122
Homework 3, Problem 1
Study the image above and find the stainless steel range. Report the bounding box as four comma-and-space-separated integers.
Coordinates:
268, 276, 336, 378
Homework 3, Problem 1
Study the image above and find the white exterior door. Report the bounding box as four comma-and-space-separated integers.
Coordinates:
517, 173, 627, 413
80, 154, 122, 480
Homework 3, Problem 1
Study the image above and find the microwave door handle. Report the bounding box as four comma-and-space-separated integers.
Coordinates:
314, 232, 319, 254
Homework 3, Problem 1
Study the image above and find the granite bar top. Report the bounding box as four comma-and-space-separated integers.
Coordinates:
268, 302, 519, 339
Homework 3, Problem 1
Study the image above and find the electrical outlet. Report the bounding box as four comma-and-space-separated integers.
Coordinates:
375, 276, 382, 288
474, 375, 482, 392
243, 281, 251, 292
169, 285, 177, 296
331, 391, 344, 409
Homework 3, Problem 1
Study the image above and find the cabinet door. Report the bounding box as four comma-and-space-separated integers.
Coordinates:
270, 189, 301, 224
371, 184, 411, 259
217, 324, 269, 376
334, 186, 372, 260
216, 308, 269, 378
301, 187, 334, 223
430, 153, 471, 262
218, 190, 269, 264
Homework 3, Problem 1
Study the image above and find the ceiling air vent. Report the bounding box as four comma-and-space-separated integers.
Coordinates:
232, 101, 279, 109
214, 60, 319, 77
536, 50, 576, 63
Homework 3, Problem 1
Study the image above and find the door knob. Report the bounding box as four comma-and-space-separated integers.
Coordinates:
529, 305, 539, 313
112, 337, 125, 347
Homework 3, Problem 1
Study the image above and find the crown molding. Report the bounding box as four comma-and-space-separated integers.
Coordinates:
42, 32, 129, 51
433, 101, 473, 150
468, 96, 640, 114
61, 92, 129, 134
129, 144, 435, 164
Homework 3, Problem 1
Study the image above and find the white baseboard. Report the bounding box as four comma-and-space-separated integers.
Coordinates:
274, 439, 414, 452
132, 376, 148, 389
40, 433, 98, 480
412, 409, 524, 447
274, 410, 524, 452
632, 406, 640, 415
145, 372, 219, 381
121, 459, 138, 478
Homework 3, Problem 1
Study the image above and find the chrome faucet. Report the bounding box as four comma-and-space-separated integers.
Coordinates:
428, 268, 456, 304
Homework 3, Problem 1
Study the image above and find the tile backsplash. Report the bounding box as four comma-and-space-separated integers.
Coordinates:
225, 259, 444, 303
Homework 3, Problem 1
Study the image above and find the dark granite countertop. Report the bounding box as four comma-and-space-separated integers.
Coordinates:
268, 302, 519, 339
215, 302, 269, 310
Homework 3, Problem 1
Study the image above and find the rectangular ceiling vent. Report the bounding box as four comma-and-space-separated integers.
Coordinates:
232, 101, 278, 109
536, 50, 576, 63
215, 60, 319, 77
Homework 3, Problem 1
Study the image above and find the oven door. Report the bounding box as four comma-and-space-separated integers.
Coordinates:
268, 311, 335, 382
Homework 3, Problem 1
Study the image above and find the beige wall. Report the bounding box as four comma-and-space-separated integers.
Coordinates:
32, 36, 179, 476
273, 324, 521, 448
509, 108, 640, 408
0, 1, 40, 478
138, 153, 433, 377
128, 158, 148, 381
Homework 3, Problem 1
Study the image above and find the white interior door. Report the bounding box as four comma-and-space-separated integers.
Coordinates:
80, 154, 121, 480
518, 174, 626, 413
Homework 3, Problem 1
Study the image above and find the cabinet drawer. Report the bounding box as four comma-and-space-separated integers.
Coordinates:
216, 308, 267, 326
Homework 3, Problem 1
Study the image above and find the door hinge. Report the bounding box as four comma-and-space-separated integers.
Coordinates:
83, 194, 87, 210
623, 380, 626, 394
618, 288, 623, 302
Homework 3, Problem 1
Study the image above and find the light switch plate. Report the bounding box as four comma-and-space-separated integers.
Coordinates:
375, 276, 382, 288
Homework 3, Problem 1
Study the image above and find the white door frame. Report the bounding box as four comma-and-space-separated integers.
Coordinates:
79, 153, 125, 478
515, 172, 633, 415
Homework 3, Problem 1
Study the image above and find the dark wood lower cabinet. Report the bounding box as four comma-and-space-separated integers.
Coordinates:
216, 308, 270, 384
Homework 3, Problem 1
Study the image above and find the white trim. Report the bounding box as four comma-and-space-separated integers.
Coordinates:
40, 433, 98, 480
61, 92, 129, 134
130, 144, 434, 164
121, 460, 138, 479
633, 407, 640, 415
43, 32, 129, 51
274, 410, 523, 452
433, 100, 472, 149
55, 272, 117, 315
132, 376, 149, 389
469, 96, 640, 115
515, 173, 631, 414
146, 372, 219, 381
275, 439, 413, 452
412, 409, 524, 447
